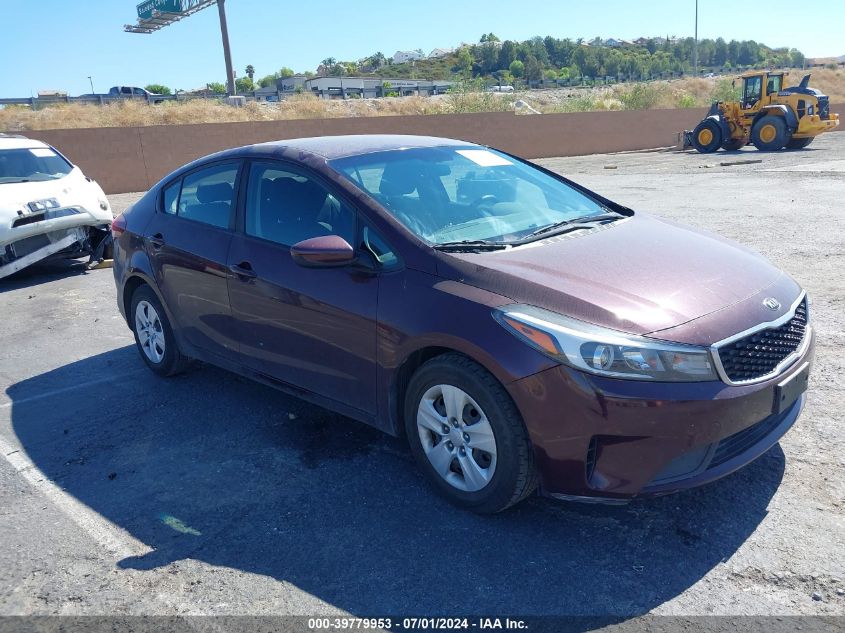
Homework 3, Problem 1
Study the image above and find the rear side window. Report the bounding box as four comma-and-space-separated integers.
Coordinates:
175, 163, 239, 229
162, 180, 180, 215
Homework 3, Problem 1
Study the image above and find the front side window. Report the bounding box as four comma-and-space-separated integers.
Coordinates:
0, 147, 73, 184
176, 162, 238, 229
244, 162, 355, 247
330, 147, 606, 245
743, 76, 762, 107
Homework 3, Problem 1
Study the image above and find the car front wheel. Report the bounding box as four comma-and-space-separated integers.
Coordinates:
404, 353, 537, 513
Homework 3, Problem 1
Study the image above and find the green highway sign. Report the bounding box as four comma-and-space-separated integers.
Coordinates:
137, 0, 184, 19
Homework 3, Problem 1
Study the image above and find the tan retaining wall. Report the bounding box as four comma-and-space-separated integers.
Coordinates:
21, 103, 844, 194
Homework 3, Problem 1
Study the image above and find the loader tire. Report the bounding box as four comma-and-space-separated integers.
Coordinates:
721, 138, 745, 151
786, 137, 813, 150
691, 119, 722, 153
752, 115, 790, 151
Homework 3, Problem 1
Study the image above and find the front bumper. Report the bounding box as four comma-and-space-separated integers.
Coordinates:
507, 328, 814, 501
1, 206, 112, 279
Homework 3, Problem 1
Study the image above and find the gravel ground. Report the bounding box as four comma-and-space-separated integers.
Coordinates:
0, 134, 842, 620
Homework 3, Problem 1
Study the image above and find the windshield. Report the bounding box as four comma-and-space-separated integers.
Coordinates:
330, 146, 608, 245
0, 147, 73, 184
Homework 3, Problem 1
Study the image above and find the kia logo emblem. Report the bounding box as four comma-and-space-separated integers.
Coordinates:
763, 297, 781, 311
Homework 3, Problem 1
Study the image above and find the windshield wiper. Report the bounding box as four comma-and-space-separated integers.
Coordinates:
523, 212, 623, 240
433, 239, 508, 252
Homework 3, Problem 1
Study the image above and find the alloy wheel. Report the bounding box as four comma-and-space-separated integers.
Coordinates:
134, 300, 166, 364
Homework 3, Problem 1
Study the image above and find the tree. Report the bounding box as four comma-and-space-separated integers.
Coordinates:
477, 41, 500, 74
235, 76, 254, 93
245, 65, 255, 80
144, 84, 171, 95
206, 82, 226, 94
524, 54, 543, 82
318, 57, 337, 74
370, 52, 386, 69
278, 67, 295, 78
498, 40, 517, 69
508, 59, 524, 78
713, 37, 728, 67
456, 47, 473, 77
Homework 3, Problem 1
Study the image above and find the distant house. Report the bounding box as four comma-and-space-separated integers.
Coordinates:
428, 47, 455, 59
392, 50, 425, 64
605, 38, 623, 48
588, 37, 603, 47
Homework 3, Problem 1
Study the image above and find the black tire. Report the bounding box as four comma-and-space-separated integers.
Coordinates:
721, 138, 745, 151
404, 353, 538, 513
786, 137, 813, 150
691, 118, 722, 153
751, 115, 790, 151
129, 285, 189, 377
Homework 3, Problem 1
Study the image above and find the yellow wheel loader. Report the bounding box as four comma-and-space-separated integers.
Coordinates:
685, 71, 839, 153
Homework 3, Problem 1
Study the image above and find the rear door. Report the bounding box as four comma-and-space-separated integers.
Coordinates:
226, 159, 382, 415
145, 160, 242, 362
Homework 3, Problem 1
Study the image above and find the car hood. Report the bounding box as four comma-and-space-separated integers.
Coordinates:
436, 213, 786, 337
0, 169, 108, 225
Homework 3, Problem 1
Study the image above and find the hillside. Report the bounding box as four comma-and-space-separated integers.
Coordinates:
2, 70, 842, 132
322, 35, 808, 85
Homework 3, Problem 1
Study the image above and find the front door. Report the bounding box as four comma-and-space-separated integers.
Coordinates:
227, 160, 380, 415
145, 160, 241, 361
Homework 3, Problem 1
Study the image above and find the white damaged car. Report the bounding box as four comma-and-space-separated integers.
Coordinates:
1, 134, 113, 279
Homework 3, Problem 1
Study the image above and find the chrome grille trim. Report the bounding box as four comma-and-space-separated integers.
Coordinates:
710, 291, 809, 386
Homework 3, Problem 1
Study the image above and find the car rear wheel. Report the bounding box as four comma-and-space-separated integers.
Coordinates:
130, 285, 188, 377
404, 353, 537, 513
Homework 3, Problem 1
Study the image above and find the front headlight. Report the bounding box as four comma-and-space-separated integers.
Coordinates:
494, 305, 717, 382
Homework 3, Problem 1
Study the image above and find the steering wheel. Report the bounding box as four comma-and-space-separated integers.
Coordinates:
472, 194, 499, 208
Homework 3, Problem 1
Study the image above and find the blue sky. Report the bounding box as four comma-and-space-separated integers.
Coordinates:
2, 0, 842, 97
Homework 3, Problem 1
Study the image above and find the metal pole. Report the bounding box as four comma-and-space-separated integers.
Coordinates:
217, 0, 235, 96
693, 0, 699, 76
88, 76, 95, 94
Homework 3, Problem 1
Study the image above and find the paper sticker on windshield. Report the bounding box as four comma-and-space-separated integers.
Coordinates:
29, 148, 56, 158
456, 149, 513, 167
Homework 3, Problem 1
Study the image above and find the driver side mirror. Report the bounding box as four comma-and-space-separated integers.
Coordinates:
290, 235, 356, 268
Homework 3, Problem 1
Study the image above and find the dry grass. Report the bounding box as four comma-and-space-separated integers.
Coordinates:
2, 69, 842, 131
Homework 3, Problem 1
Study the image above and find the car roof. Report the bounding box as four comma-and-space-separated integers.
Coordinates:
0, 135, 49, 151
253, 134, 478, 160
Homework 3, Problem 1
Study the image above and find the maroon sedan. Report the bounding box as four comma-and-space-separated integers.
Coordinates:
112, 135, 813, 513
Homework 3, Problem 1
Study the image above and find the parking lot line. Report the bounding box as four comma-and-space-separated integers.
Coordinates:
0, 434, 152, 560
0, 369, 146, 409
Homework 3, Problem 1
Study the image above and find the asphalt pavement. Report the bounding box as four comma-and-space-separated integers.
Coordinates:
1, 134, 843, 619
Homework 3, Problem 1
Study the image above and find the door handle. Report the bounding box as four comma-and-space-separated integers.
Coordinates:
229, 262, 257, 279
148, 233, 165, 250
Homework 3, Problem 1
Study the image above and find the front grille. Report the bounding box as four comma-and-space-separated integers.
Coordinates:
710, 404, 794, 468
12, 213, 45, 228
717, 299, 807, 383
818, 96, 830, 120
9, 234, 51, 258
